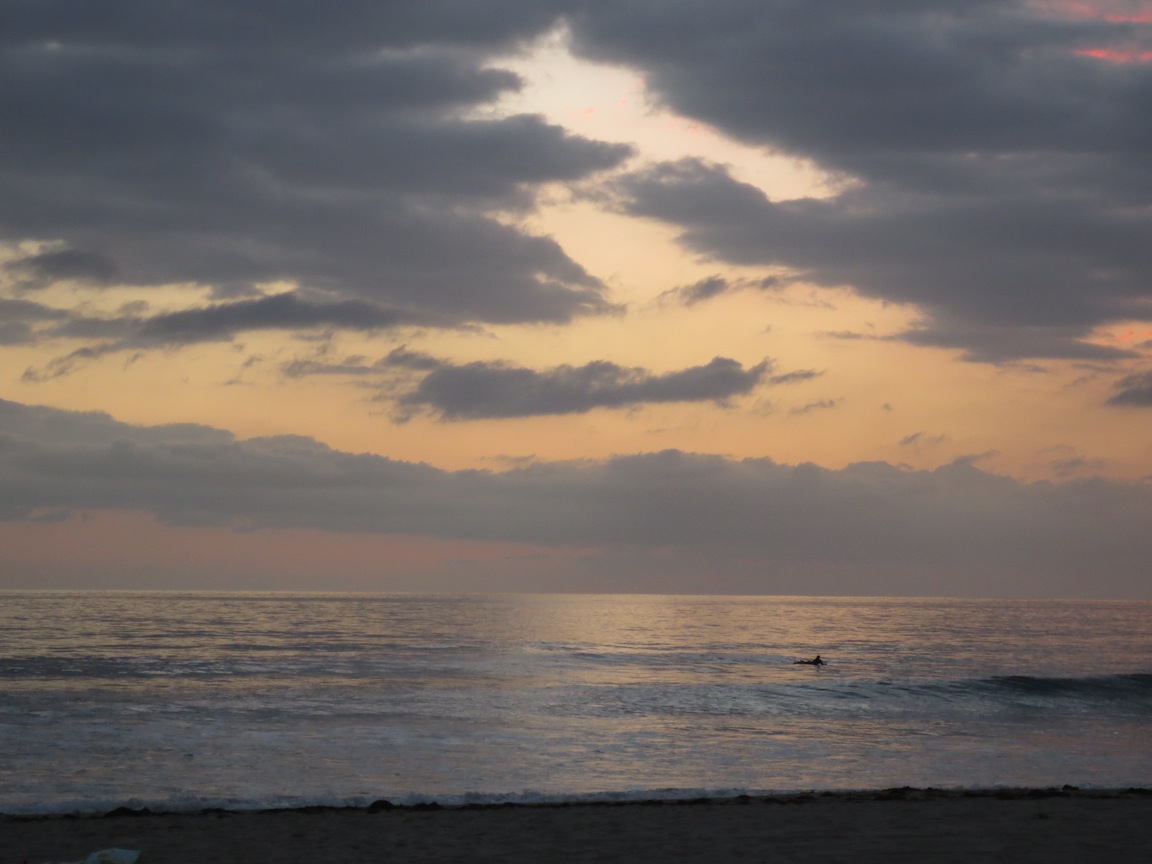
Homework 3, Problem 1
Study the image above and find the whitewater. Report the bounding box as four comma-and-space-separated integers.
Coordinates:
1, 592, 1149, 814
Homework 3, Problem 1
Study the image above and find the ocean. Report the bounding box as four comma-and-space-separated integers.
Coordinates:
1, 592, 1150, 815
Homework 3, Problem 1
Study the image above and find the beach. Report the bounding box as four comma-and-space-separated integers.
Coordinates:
4, 789, 1151, 864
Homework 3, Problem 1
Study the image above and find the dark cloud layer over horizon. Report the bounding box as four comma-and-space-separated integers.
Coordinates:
2, 397, 1150, 597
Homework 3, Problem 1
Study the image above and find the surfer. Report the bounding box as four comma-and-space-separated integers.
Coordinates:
793, 654, 825, 666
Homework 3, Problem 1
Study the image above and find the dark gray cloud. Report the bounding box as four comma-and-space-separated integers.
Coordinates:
0, 0, 631, 336
572, 1, 1152, 360
0, 297, 70, 346
4, 249, 119, 288
0, 296, 72, 321
1108, 371, 1152, 406
2, 398, 1150, 595
9, 1, 1149, 363
658, 274, 786, 307
0, 0, 563, 54
280, 344, 443, 380
662, 275, 731, 306
0, 322, 33, 346
279, 350, 783, 419
133, 294, 413, 344
569, 1, 1151, 164
0, 297, 70, 345
613, 157, 1150, 361
396, 356, 770, 419
382, 345, 444, 371
19, 293, 426, 379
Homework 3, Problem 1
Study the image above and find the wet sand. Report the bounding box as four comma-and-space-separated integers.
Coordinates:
3, 788, 1151, 864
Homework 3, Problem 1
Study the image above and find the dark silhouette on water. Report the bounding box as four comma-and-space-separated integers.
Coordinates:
793, 655, 825, 666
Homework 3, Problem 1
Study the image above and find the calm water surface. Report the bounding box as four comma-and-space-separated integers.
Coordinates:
1, 592, 1150, 813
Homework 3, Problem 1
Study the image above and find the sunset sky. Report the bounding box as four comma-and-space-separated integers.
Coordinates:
2, 0, 1151, 597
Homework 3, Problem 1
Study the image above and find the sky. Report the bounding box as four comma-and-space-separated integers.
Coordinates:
2, 0, 1151, 598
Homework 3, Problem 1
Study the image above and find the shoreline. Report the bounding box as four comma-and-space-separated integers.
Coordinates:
8, 783, 1151, 814
7, 784, 1151, 818
5, 788, 1151, 864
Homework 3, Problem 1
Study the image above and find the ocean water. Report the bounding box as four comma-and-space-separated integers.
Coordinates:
1, 591, 1150, 814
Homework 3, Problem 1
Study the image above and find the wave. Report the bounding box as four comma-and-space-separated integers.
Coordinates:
523, 672, 1152, 726
784, 672, 1152, 718
965, 672, 1152, 700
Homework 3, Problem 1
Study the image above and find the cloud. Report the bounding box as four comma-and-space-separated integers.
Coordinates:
657, 274, 788, 307
19, 293, 429, 379
396, 356, 771, 419
2, 398, 1150, 595
575, 1, 1152, 360
570, 1, 1152, 163
4, 249, 119, 288
281, 358, 379, 379
661, 275, 731, 306
0, 297, 70, 345
1108, 371, 1152, 406
280, 349, 798, 419
132, 294, 414, 344
0, 2, 632, 335
9, 1, 1150, 366
769, 369, 821, 385
1050, 456, 1109, 478
790, 399, 840, 415
0, 297, 72, 322
613, 157, 1151, 362
381, 345, 444, 372
899, 432, 949, 449
280, 345, 442, 380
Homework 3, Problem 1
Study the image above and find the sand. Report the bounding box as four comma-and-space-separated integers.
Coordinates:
3, 788, 1151, 864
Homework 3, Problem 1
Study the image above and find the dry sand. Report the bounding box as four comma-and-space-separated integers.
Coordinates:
3, 788, 1151, 864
